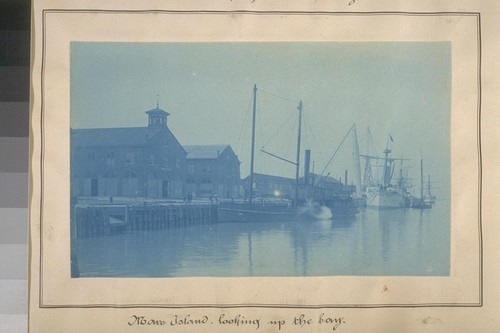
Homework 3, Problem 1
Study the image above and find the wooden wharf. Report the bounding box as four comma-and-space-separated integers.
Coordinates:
74, 201, 218, 238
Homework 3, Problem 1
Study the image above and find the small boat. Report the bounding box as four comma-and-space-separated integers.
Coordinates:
411, 156, 433, 209
425, 174, 436, 205
410, 198, 432, 209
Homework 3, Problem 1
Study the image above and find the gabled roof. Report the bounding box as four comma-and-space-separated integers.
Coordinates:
242, 172, 342, 185
308, 172, 342, 184
242, 172, 295, 183
72, 127, 163, 147
184, 145, 231, 159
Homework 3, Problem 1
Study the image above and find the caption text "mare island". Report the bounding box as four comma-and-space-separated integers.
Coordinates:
129, 313, 346, 331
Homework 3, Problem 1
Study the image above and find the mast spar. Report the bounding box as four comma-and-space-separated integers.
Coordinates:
420, 157, 424, 202
249, 84, 257, 204
294, 100, 303, 207
427, 174, 432, 197
352, 124, 362, 198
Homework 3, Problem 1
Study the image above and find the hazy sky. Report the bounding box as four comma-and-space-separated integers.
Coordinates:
71, 42, 450, 197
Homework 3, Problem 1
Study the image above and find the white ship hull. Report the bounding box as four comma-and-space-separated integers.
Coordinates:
365, 187, 405, 209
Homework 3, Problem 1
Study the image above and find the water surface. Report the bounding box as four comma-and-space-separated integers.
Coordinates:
76, 201, 450, 277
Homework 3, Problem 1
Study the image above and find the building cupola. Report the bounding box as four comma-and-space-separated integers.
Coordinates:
145, 101, 170, 128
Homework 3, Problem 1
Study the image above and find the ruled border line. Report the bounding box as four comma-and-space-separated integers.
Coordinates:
37, 9, 482, 309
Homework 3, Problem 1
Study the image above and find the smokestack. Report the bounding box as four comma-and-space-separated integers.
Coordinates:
304, 149, 311, 185
345, 170, 348, 186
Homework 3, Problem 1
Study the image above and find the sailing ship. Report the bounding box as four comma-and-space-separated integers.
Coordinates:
303, 124, 362, 215
410, 158, 433, 209
425, 174, 436, 205
218, 85, 357, 222
218, 84, 308, 222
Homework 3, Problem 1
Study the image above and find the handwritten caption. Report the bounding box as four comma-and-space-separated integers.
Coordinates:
128, 313, 346, 331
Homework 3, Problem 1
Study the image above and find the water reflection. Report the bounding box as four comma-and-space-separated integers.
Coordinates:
76, 201, 450, 277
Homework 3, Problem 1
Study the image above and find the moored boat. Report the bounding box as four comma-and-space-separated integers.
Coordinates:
218, 85, 358, 222
218, 84, 310, 222
361, 143, 409, 210
365, 185, 406, 209
410, 156, 434, 209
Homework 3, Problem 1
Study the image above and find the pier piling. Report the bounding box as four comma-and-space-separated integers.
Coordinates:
74, 202, 218, 238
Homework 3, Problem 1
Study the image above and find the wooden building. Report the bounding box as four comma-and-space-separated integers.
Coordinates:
71, 106, 187, 199
304, 173, 346, 200
184, 145, 241, 199
242, 173, 295, 199
242, 172, 351, 201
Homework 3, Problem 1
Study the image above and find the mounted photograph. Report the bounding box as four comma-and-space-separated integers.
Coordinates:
69, 42, 451, 278
30, 5, 484, 318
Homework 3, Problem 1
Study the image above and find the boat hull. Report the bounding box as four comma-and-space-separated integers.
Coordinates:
218, 203, 300, 222
365, 187, 406, 209
219, 198, 358, 222
411, 198, 433, 209
323, 199, 359, 217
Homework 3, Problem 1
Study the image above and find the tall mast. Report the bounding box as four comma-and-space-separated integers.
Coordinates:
294, 100, 303, 206
420, 158, 424, 201
382, 146, 391, 188
249, 84, 257, 204
399, 158, 404, 184
362, 127, 375, 188
427, 174, 431, 197
351, 124, 362, 198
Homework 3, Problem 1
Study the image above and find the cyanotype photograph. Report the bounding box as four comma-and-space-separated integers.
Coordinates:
70, 42, 450, 278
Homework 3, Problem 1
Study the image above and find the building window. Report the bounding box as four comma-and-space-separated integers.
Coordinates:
188, 164, 195, 174
176, 158, 181, 169
163, 147, 169, 167
202, 178, 212, 184
106, 152, 114, 164
87, 152, 96, 162
126, 152, 135, 164
125, 170, 137, 178
149, 154, 155, 166
104, 170, 116, 178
